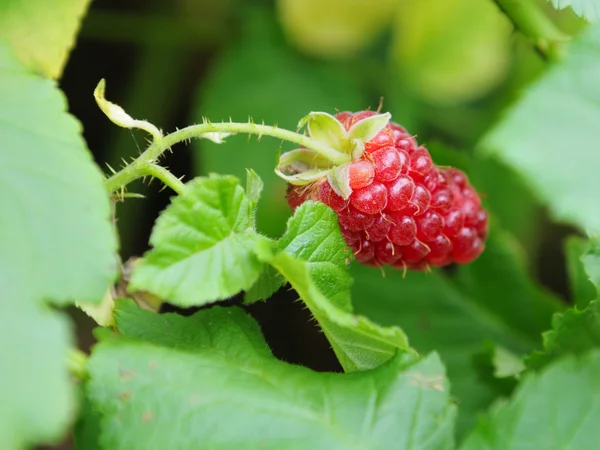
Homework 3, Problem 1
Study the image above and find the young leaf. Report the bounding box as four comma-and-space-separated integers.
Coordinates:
256, 202, 414, 372
461, 350, 600, 449
565, 236, 598, 308
0, 0, 91, 78
480, 23, 600, 233
129, 174, 264, 307
550, 0, 600, 22
527, 300, 600, 369
192, 8, 364, 237
79, 301, 456, 449
351, 229, 559, 436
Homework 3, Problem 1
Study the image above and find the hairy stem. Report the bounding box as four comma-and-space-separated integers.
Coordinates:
104, 122, 348, 193
141, 164, 185, 195
494, 0, 569, 61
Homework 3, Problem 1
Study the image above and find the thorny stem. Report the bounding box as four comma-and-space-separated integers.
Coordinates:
104, 122, 349, 194
494, 0, 569, 61
141, 164, 185, 195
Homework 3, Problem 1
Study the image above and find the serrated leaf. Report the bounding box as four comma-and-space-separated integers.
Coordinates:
80, 301, 456, 449
192, 9, 363, 237
550, 0, 600, 22
129, 174, 264, 307
257, 202, 413, 372
0, 0, 91, 79
565, 236, 598, 308
527, 300, 600, 369
351, 229, 560, 436
480, 24, 600, 233
461, 350, 600, 449
0, 44, 117, 448
0, 43, 117, 304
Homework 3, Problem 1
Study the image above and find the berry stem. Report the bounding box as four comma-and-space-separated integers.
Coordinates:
493, 0, 569, 61
104, 122, 349, 193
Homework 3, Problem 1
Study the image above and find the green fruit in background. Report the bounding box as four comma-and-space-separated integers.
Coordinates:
277, 0, 398, 59
392, 0, 512, 105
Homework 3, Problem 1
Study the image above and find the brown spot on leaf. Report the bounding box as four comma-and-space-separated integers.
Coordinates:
142, 411, 154, 423
118, 391, 131, 401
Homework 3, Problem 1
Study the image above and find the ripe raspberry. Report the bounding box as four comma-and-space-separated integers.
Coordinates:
282, 110, 487, 271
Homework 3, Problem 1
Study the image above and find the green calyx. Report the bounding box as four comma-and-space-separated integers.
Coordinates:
275, 111, 391, 199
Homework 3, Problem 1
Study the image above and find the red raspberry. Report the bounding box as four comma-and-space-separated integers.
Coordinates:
284, 111, 488, 271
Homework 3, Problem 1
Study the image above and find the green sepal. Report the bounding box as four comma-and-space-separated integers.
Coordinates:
327, 163, 353, 200
347, 112, 391, 143
298, 111, 349, 151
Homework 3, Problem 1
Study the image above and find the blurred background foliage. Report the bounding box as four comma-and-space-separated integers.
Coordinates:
57, 0, 587, 443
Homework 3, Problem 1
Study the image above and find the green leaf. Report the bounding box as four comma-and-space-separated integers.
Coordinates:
565, 236, 598, 308
550, 0, 600, 22
114, 299, 272, 359
351, 229, 559, 436
480, 24, 600, 233
461, 350, 600, 449
192, 9, 364, 237
0, 43, 117, 304
455, 228, 563, 339
527, 300, 600, 369
0, 0, 91, 78
257, 202, 413, 372
0, 295, 75, 450
245, 168, 264, 210
0, 44, 117, 448
582, 236, 600, 289
81, 301, 456, 449
129, 174, 264, 307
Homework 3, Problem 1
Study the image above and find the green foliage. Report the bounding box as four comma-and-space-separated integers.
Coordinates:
351, 229, 559, 435
79, 300, 456, 450
0, 0, 91, 78
0, 13, 115, 447
550, 0, 600, 22
480, 23, 600, 233
527, 300, 600, 369
254, 201, 414, 371
129, 174, 264, 307
5, 0, 600, 448
565, 236, 598, 308
461, 350, 600, 450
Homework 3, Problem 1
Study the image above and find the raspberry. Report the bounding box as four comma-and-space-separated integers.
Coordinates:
282, 110, 488, 271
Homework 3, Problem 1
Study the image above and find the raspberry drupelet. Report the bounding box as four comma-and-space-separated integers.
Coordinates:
281, 110, 487, 271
